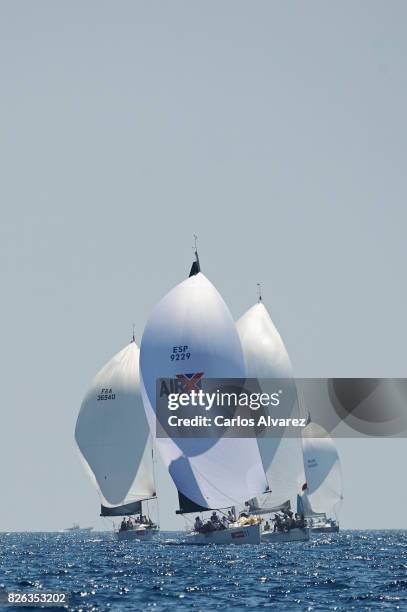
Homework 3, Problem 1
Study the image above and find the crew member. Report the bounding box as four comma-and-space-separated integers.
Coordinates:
194, 516, 203, 532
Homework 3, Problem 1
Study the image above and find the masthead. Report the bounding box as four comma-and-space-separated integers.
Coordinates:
189, 234, 201, 277
257, 283, 262, 303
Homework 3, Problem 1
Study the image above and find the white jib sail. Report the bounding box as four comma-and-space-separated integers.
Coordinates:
140, 272, 268, 510
75, 341, 155, 508
301, 422, 343, 515
237, 301, 304, 509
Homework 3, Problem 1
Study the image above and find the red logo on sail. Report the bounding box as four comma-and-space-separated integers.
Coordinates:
176, 372, 204, 392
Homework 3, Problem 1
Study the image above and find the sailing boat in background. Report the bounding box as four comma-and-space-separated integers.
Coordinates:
75, 336, 160, 541
237, 286, 310, 543
297, 421, 343, 533
139, 248, 267, 545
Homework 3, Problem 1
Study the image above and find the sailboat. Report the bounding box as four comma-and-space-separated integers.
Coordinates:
236, 288, 310, 544
297, 420, 342, 533
139, 249, 268, 545
75, 336, 159, 541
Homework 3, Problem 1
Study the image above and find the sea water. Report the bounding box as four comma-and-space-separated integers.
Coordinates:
0, 531, 406, 610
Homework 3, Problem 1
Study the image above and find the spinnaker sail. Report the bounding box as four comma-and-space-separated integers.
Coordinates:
140, 268, 268, 510
75, 340, 156, 510
237, 299, 304, 509
237, 302, 292, 379
300, 422, 343, 515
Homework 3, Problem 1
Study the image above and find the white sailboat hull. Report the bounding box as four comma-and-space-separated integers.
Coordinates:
185, 523, 261, 545
117, 527, 159, 541
311, 524, 339, 533
262, 527, 310, 543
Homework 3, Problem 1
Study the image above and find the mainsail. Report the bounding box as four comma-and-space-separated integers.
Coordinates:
75, 341, 156, 512
300, 422, 343, 515
237, 299, 305, 509
140, 269, 268, 510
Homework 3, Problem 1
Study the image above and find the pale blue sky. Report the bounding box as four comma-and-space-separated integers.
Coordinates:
1, 1, 406, 531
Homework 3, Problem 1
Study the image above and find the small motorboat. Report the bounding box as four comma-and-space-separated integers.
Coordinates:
64, 524, 93, 533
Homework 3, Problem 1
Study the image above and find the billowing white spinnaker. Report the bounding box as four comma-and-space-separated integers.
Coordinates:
75, 341, 155, 508
140, 272, 268, 509
301, 422, 343, 514
237, 302, 292, 379
237, 301, 304, 509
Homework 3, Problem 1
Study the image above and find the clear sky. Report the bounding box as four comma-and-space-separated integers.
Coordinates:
1, 1, 406, 531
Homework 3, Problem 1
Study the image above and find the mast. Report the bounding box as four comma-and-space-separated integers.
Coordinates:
151, 441, 160, 525
189, 234, 201, 277
257, 282, 262, 303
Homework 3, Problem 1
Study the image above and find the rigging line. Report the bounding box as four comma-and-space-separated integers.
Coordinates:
183, 514, 194, 532
192, 234, 200, 268
102, 517, 116, 533
151, 438, 161, 527
187, 460, 253, 509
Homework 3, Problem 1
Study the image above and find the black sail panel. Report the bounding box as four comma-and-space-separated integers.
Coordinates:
100, 501, 142, 517
176, 490, 211, 515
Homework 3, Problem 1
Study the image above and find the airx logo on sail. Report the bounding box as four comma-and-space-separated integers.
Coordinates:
159, 373, 204, 397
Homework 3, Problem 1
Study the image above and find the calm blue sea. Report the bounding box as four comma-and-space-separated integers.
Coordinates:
0, 531, 406, 611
